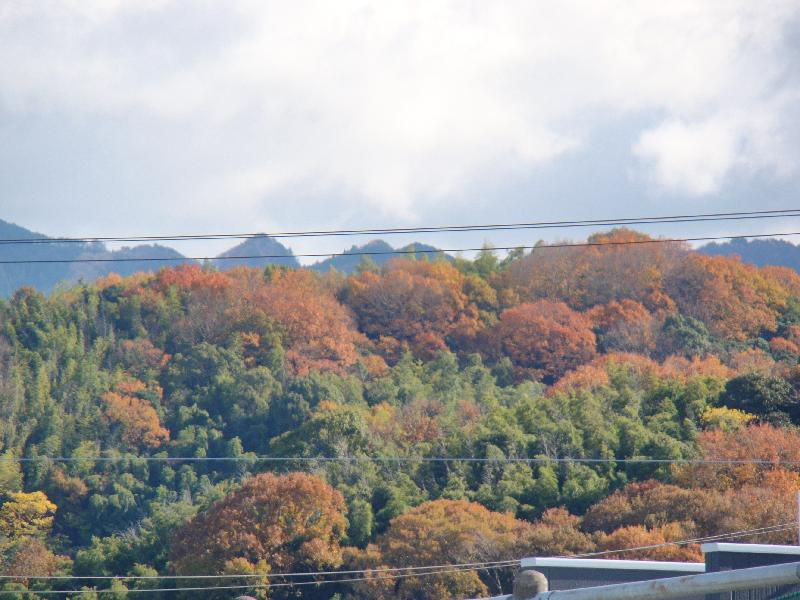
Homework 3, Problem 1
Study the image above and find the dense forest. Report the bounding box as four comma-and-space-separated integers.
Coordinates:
3, 228, 800, 598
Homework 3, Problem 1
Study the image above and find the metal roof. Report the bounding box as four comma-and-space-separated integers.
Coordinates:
701, 542, 800, 555
520, 557, 705, 572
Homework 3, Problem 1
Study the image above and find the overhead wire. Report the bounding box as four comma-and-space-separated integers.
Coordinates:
568, 523, 799, 559
0, 559, 521, 581
0, 212, 797, 595
0, 523, 792, 596
0, 208, 799, 245
0, 564, 520, 595
2, 455, 800, 465
1, 230, 800, 265
2, 523, 791, 582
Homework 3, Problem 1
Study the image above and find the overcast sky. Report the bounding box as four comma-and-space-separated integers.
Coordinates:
1, 1, 799, 259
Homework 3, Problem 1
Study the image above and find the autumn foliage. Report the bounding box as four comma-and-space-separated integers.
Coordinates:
170, 473, 347, 578
345, 259, 483, 360
246, 269, 364, 374
489, 300, 596, 382
102, 379, 169, 450
7, 228, 800, 596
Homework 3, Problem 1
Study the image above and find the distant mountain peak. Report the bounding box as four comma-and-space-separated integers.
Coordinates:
311, 239, 449, 273
699, 237, 800, 272
213, 235, 299, 269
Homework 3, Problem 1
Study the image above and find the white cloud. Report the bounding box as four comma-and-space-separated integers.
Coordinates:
634, 115, 746, 196
634, 90, 800, 195
0, 0, 798, 232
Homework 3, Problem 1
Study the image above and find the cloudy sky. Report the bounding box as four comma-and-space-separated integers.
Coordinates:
1, 1, 799, 259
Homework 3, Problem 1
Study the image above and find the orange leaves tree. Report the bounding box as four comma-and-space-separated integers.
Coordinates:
502, 229, 684, 311
344, 259, 483, 361
674, 424, 800, 544
349, 499, 557, 600
664, 254, 790, 341
588, 299, 656, 354
594, 524, 702, 562
237, 268, 364, 375
102, 378, 168, 450
488, 300, 596, 383
169, 472, 347, 594
580, 480, 723, 560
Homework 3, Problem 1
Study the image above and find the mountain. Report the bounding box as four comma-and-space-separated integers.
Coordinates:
311, 239, 450, 273
0, 219, 450, 295
65, 244, 194, 284
699, 237, 800, 271
0, 220, 302, 297
211, 235, 299, 269
0, 219, 100, 297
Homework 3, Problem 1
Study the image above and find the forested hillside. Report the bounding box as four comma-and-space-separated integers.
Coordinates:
3, 228, 800, 598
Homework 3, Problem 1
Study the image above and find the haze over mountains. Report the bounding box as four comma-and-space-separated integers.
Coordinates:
0, 219, 448, 296
698, 237, 800, 272
3, 217, 800, 298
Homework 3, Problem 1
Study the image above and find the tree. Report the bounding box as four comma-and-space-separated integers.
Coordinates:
102, 379, 169, 450
595, 524, 702, 561
488, 301, 596, 383
581, 480, 721, 536
720, 373, 796, 423
0, 491, 57, 541
344, 259, 482, 360
350, 499, 535, 600
588, 300, 655, 354
502, 229, 684, 311
663, 254, 788, 340
0, 538, 72, 587
524, 507, 594, 556
170, 472, 347, 596
676, 424, 800, 490
244, 269, 364, 374
655, 313, 711, 359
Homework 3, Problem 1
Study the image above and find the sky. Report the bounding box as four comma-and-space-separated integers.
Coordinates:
1, 0, 799, 260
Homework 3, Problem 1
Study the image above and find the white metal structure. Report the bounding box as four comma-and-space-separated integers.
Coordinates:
530, 561, 800, 600
520, 558, 704, 572
700, 542, 800, 555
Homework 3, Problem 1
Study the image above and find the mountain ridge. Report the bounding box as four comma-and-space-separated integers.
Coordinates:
0, 219, 447, 296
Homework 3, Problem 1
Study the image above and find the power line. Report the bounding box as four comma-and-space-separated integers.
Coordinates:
0, 523, 790, 595
4, 524, 789, 582
1, 208, 799, 246
4, 455, 800, 465
569, 523, 798, 559
0, 563, 519, 595
0, 230, 799, 265
0, 559, 520, 581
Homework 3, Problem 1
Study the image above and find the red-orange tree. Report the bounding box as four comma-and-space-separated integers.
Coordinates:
502, 229, 684, 311
102, 379, 168, 450
349, 499, 549, 600
664, 254, 789, 340
674, 425, 800, 544
588, 299, 656, 354
344, 259, 482, 360
243, 269, 364, 374
488, 300, 596, 383
170, 472, 347, 578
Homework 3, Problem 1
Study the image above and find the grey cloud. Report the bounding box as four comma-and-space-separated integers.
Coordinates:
0, 0, 798, 257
